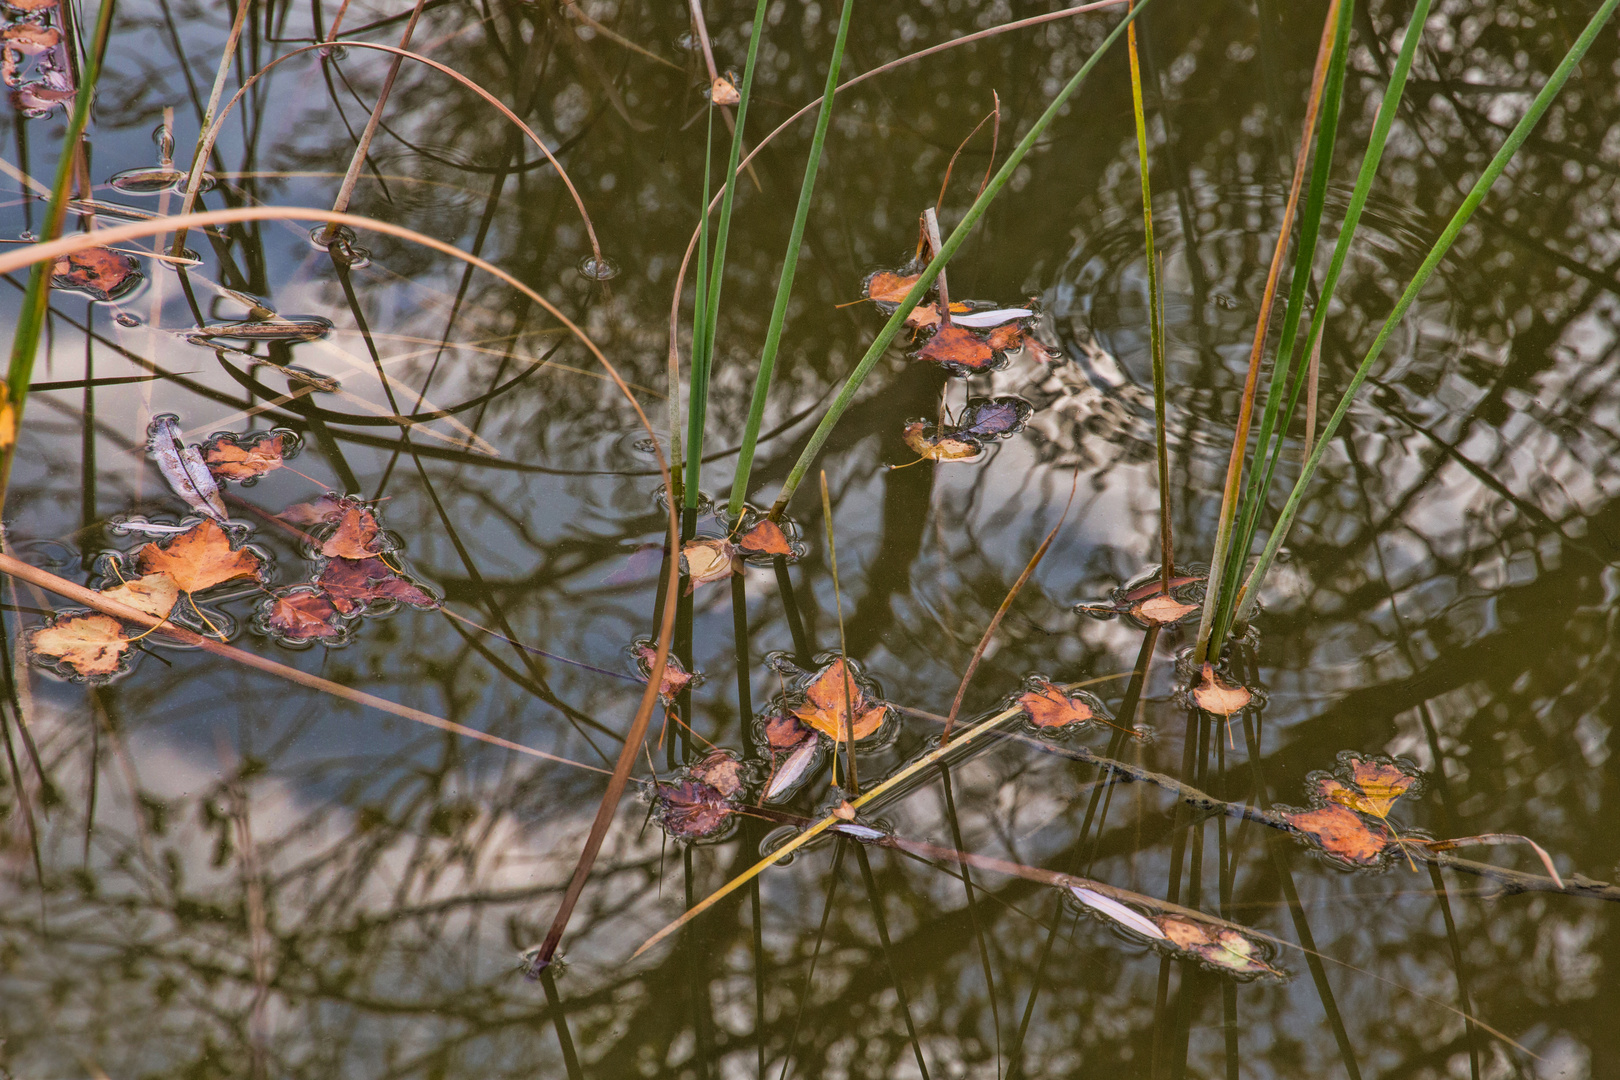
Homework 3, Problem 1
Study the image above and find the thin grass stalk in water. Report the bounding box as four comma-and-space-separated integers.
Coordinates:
820, 471, 858, 794
727, 0, 853, 518
1189, 0, 1344, 663
1125, 2, 1174, 591
766, 0, 1155, 518
1234, 0, 1618, 622
685, 0, 771, 506
1, 0, 119, 506
685, 106, 715, 505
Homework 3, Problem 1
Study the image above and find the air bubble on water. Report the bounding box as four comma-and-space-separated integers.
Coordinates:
577, 254, 619, 281
1213, 293, 1240, 310
114, 312, 140, 327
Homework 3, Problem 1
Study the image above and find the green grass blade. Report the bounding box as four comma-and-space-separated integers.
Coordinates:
726, 0, 854, 519
1236, 0, 1619, 614
767, 0, 1154, 518
686, 0, 771, 510
2, 0, 120, 500
684, 107, 716, 507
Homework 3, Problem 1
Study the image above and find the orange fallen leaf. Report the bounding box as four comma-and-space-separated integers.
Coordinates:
633, 641, 699, 701
51, 247, 141, 301
262, 589, 345, 643
135, 519, 263, 595
903, 421, 981, 462
792, 658, 887, 742
738, 519, 792, 557
320, 502, 391, 560
1327, 756, 1417, 819
1190, 663, 1251, 716
201, 430, 293, 482
709, 75, 740, 105
863, 269, 922, 307
904, 301, 971, 331
1284, 804, 1390, 867
1132, 593, 1198, 625
99, 572, 179, 619
681, 538, 737, 592
1018, 678, 1094, 729
28, 613, 134, 678
912, 325, 995, 372
1155, 917, 1282, 978
279, 494, 348, 527
690, 749, 747, 799
985, 322, 1025, 352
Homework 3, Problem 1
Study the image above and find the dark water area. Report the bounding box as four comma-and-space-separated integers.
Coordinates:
1, 0, 1617, 1076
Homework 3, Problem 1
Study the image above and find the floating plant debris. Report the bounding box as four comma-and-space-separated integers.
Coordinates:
200, 429, 299, 483
738, 519, 791, 556
762, 717, 819, 802
147, 414, 229, 526
912, 324, 994, 372
1278, 753, 1423, 870
790, 656, 889, 743
689, 748, 748, 800
1014, 675, 1110, 733
708, 75, 739, 105
187, 315, 333, 344
316, 556, 438, 616
632, 640, 700, 703
1075, 569, 1206, 627
651, 778, 736, 843
1069, 885, 1165, 940
901, 395, 1033, 463
681, 538, 737, 592
107, 166, 187, 194
1319, 754, 1421, 819
50, 247, 141, 301
1284, 804, 1392, 868
26, 613, 133, 680
278, 494, 349, 528
259, 587, 347, 645
133, 519, 264, 596
904, 300, 970, 331
316, 500, 393, 560
1067, 884, 1286, 980
862, 268, 922, 309
99, 572, 179, 619
1189, 663, 1252, 716
902, 422, 980, 462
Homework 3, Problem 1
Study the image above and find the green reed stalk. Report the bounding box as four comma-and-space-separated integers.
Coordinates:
1234, 0, 1619, 619
726, 0, 854, 519
685, 0, 770, 510
1125, 5, 1173, 590
685, 107, 715, 504
767, 0, 1154, 518
1, 0, 119, 504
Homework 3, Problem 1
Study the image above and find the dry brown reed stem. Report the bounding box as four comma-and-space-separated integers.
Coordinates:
940, 476, 1077, 744
684, 0, 761, 191
321, 0, 429, 242
663, 0, 1131, 443
1192, 0, 1340, 663
171, 43, 603, 263
0, 551, 608, 774
0, 205, 681, 966
562, 2, 682, 71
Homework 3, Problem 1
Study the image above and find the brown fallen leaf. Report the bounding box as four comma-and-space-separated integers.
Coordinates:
792, 657, 887, 742
201, 430, 296, 482
709, 75, 740, 105
317, 556, 438, 615
985, 321, 1025, 353
27, 613, 134, 679
1132, 593, 1199, 625
904, 300, 971, 331
681, 538, 737, 592
903, 421, 981, 462
1284, 804, 1390, 867
1190, 663, 1251, 716
135, 519, 264, 595
1017, 677, 1095, 729
690, 749, 747, 799
320, 501, 391, 560
764, 712, 813, 751
99, 572, 179, 619
50, 247, 141, 302
863, 269, 922, 307
1324, 755, 1418, 819
653, 779, 734, 842
912, 325, 995, 373
1156, 917, 1284, 978
261, 588, 345, 643
737, 519, 792, 557
632, 641, 699, 702
279, 493, 348, 527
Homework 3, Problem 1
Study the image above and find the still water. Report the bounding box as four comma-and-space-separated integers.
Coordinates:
1, 0, 1617, 1076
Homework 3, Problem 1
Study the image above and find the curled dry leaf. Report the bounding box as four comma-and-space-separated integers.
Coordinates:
954, 397, 1033, 441
1132, 593, 1199, 625
278, 493, 348, 527
50, 247, 140, 301
681, 538, 737, 592
201, 429, 298, 482
135, 519, 263, 594
652, 779, 735, 843
737, 519, 792, 557
1190, 663, 1251, 716
1156, 917, 1285, 978
762, 714, 819, 801
99, 572, 179, 619
862, 269, 922, 309
1284, 804, 1390, 867
709, 75, 740, 105
903, 300, 970, 331
319, 501, 391, 560
690, 749, 748, 800
147, 414, 229, 526
1018, 677, 1097, 730
632, 641, 699, 702
791, 657, 887, 742
317, 557, 438, 615
903, 421, 980, 463
28, 613, 134, 679
261, 588, 345, 643
912, 324, 995, 373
